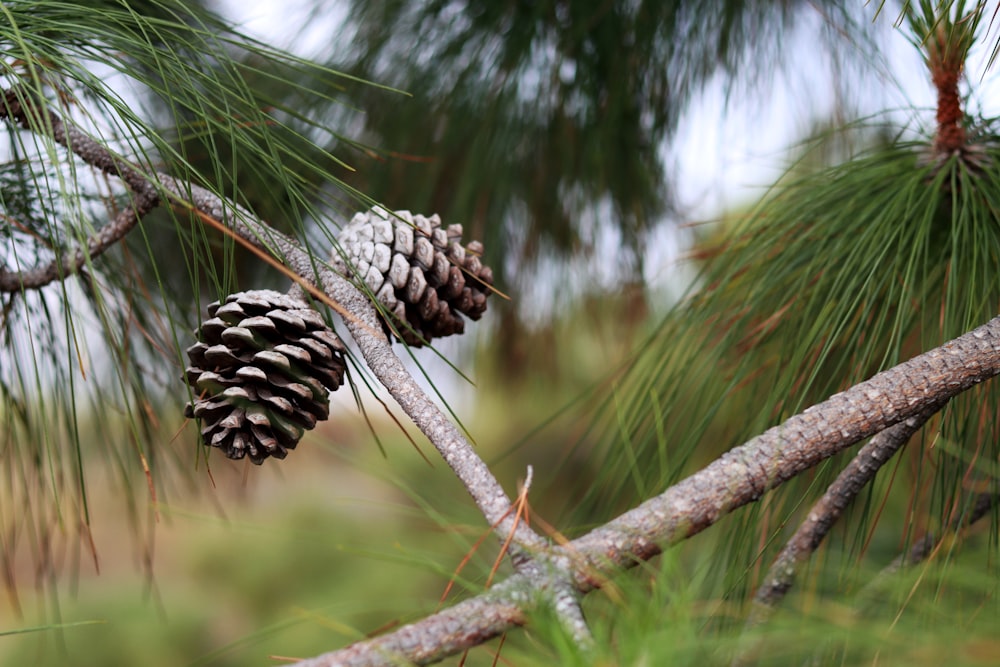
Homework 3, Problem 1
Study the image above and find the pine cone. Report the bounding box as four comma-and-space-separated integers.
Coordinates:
333, 207, 494, 346
184, 290, 347, 464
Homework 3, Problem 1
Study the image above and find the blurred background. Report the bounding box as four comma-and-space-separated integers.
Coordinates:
2, 1, 999, 665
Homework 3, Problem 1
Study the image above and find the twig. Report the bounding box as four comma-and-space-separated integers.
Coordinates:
550, 579, 594, 647
881, 489, 999, 573
731, 405, 940, 667
0, 88, 163, 292
293, 317, 1000, 666
315, 267, 550, 555
750, 405, 939, 612
0, 189, 159, 292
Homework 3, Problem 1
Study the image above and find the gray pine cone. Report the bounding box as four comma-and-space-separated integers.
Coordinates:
332, 207, 494, 346
184, 290, 347, 464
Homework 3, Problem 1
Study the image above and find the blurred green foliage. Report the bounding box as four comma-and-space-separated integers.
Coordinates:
2, 363, 997, 666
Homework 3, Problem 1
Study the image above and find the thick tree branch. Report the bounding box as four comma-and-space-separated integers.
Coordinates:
292, 574, 531, 667
292, 317, 1000, 666
567, 319, 1000, 585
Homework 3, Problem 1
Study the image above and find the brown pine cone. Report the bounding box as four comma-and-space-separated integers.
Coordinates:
184, 290, 347, 463
332, 207, 494, 346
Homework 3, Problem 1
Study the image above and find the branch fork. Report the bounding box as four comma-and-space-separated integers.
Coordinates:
0, 86, 588, 652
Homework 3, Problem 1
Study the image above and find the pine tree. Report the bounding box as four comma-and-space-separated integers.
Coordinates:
1, 2, 998, 666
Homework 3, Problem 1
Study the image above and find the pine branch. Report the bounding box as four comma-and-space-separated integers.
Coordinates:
567, 320, 1000, 583
0, 87, 163, 291
732, 406, 940, 667
0, 190, 159, 292
8, 85, 1000, 666
0, 84, 571, 592
289, 317, 1000, 666
748, 405, 939, 612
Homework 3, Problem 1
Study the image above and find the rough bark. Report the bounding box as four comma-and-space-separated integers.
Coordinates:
296, 318, 1000, 666
749, 406, 939, 614
292, 576, 532, 667
731, 407, 941, 667
568, 321, 1000, 586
